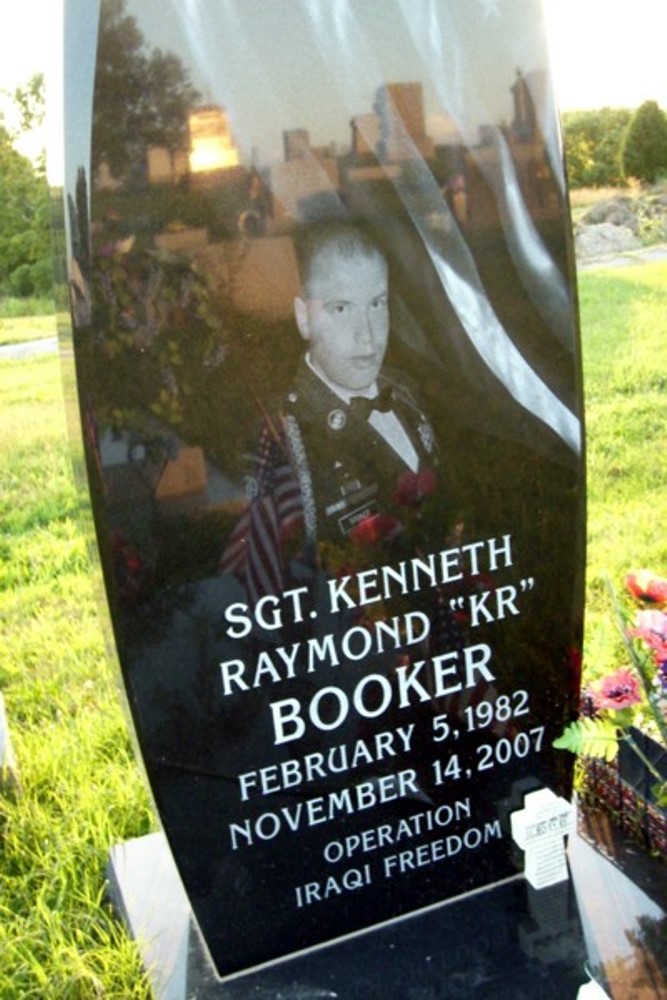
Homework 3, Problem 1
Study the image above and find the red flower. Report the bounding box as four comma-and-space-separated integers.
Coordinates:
349, 513, 401, 546
626, 569, 667, 604
593, 668, 641, 710
629, 609, 667, 664
633, 609, 667, 638
393, 468, 437, 506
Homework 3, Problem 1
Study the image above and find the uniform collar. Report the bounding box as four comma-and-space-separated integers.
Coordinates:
305, 353, 379, 406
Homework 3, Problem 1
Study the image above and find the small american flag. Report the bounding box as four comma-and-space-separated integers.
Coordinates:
219, 419, 303, 605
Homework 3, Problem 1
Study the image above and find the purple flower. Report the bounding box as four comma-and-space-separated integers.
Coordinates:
629, 610, 667, 666
593, 668, 641, 710
658, 659, 667, 692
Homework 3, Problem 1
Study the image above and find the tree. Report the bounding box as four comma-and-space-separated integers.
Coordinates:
11, 73, 45, 136
562, 108, 631, 188
0, 124, 52, 296
622, 100, 667, 184
92, 0, 199, 181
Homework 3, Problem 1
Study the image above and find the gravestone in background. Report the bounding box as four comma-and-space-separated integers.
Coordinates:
0, 692, 19, 791
58, 0, 585, 985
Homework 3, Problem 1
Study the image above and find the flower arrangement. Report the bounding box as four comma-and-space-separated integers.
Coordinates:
555, 569, 667, 810
91, 244, 228, 436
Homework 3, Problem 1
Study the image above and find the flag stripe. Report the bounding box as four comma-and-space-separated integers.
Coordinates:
219, 422, 303, 604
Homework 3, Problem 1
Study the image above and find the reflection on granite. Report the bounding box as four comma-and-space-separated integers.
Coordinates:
570, 807, 667, 998
109, 814, 667, 998
109, 830, 591, 998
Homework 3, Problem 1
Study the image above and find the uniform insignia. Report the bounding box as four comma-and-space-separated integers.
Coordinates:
328, 409, 346, 431
418, 419, 435, 454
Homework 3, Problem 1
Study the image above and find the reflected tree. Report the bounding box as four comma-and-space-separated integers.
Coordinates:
629, 914, 667, 980
92, 0, 199, 181
67, 166, 92, 287
597, 914, 667, 997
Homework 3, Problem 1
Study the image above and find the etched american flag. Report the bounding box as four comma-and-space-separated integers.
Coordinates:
219, 421, 303, 604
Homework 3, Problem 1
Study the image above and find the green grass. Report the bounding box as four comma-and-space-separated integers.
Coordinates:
0, 355, 154, 998
0, 295, 53, 319
0, 297, 55, 320
578, 260, 667, 674
0, 259, 665, 994
0, 314, 56, 348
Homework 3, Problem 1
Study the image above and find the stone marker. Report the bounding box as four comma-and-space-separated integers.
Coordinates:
60, 0, 585, 985
511, 787, 576, 889
0, 692, 19, 791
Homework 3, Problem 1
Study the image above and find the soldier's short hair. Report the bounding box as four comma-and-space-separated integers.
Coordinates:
294, 218, 386, 294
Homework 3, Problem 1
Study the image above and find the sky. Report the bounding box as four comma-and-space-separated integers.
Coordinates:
113, 0, 560, 163
0, 0, 666, 166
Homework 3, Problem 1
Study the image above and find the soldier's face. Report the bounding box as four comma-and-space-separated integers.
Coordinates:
295, 249, 389, 392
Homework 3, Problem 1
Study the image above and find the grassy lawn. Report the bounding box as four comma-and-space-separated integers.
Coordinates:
0, 314, 57, 348
0, 260, 666, 995
0, 357, 154, 997
579, 260, 667, 668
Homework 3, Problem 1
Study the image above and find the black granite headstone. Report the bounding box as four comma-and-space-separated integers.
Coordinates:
58, 0, 585, 982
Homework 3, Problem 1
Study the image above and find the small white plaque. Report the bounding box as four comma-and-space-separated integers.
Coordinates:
510, 788, 575, 890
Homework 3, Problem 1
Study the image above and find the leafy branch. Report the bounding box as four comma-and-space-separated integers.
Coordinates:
553, 717, 620, 762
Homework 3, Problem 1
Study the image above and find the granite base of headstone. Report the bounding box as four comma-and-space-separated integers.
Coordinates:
108, 829, 592, 999
107, 833, 192, 1000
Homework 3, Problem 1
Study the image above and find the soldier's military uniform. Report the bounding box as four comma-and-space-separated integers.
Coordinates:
282, 360, 438, 544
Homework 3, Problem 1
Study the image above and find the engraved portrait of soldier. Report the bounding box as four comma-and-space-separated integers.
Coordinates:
281, 218, 441, 550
